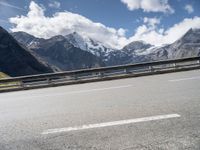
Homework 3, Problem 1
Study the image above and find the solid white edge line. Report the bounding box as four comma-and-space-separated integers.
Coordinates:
35, 84, 133, 97
6, 84, 133, 100
169, 76, 200, 82
41, 114, 181, 135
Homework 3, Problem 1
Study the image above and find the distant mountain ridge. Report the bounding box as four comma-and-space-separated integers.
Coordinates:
11, 31, 150, 66
12, 31, 104, 71
10, 28, 200, 76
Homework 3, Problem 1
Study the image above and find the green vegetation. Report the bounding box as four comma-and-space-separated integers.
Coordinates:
0, 72, 9, 79
0, 72, 20, 90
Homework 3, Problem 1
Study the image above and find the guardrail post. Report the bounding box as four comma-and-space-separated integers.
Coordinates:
173, 63, 177, 69
124, 68, 128, 74
149, 66, 153, 72
20, 81, 25, 89
47, 78, 51, 85
74, 75, 78, 80
99, 72, 104, 78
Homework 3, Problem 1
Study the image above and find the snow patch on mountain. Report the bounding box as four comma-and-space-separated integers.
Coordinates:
65, 32, 116, 57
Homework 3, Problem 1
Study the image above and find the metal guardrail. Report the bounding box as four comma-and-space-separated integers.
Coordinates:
0, 56, 200, 92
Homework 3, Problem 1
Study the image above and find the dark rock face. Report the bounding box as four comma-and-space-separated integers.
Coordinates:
11, 31, 44, 49
0, 26, 53, 77
12, 32, 104, 71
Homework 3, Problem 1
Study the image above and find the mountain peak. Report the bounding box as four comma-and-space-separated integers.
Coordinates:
66, 31, 82, 38
65, 32, 87, 50
123, 40, 152, 51
50, 35, 66, 41
175, 28, 200, 45
71, 31, 79, 35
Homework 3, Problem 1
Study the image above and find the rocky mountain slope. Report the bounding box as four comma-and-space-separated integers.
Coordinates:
0, 26, 53, 77
11, 28, 200, 73
147, 29, 200, 60
12, 32, 104, 71
12, 32, 149, 67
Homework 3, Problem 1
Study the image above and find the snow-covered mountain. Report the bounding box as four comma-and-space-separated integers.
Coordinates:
64, 32, 154, 65
12, 31, 118, 65
65, 32, 87, 51
122, 41, 152, 53
147, 28, 200, 60
65, 32, 116, 62
12, 31, 116, 59
11, 32, 104, 71
11, 28, 200, 72
122, 41, 155, 57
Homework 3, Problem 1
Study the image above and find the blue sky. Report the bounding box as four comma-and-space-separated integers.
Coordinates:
0, 0, 200, 48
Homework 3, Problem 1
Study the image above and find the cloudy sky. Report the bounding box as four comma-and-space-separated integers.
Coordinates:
0, 0, 200, 48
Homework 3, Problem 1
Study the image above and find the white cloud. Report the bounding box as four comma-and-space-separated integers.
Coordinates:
9, 1, 200, 49
121, 0, 174, 14
0, 1, 24, 10
143, 17, 160, 28
129, 16, 200, 46
184, 4, 194, 14
48, 1, 61, 9
9, 1, 127, 49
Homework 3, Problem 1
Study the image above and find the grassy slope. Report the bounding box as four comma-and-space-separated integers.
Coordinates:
0, 72, 9, 79
0, 72, 20, 89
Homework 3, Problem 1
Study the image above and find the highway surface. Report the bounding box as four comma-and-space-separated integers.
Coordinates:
0, 70, 200, 150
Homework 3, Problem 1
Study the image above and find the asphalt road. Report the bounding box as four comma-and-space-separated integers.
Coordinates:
0, 70, 200, 150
